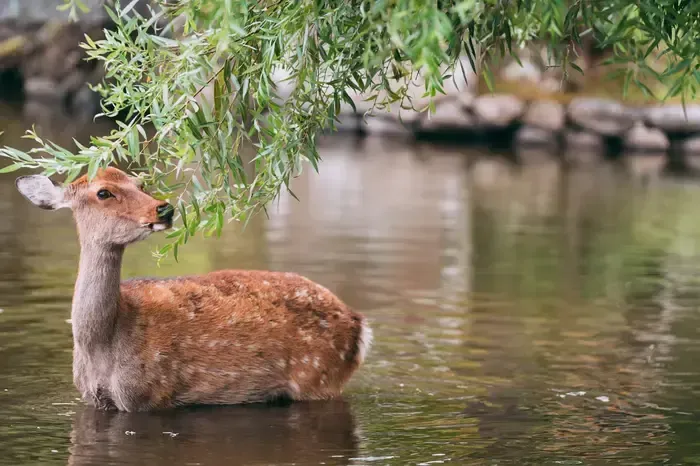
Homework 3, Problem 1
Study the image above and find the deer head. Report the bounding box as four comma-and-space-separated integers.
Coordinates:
15, 167, 174, 246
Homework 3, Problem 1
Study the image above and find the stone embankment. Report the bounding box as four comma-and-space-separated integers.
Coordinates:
337, 92, 700, 158
0, 0, 145, 114
2, 1, 700, 163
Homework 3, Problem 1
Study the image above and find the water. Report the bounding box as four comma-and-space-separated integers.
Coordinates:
2, 103, 700, 465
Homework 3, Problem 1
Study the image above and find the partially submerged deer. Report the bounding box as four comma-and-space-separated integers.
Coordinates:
15, 167, 372, 412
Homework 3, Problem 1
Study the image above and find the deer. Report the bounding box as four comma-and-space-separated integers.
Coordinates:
14, 167, 373, 412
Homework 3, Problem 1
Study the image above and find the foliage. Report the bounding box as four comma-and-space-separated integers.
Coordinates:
1, 0, 700, 257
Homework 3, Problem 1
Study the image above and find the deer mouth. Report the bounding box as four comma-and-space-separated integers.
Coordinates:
146, 222, 171, 232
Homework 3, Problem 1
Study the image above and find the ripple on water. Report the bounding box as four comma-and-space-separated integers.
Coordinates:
3, 134, 700, 464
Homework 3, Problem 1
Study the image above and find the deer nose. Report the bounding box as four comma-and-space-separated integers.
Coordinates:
156, 203, 174, 222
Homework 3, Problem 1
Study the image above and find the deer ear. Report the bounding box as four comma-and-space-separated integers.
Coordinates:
15, 175, 71, 210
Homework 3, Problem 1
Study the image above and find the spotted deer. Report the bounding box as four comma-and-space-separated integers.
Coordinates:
15, 167, 372, 412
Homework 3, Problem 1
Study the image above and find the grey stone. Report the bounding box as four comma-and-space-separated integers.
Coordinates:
623, 122, 670, 151
645, 105, 700, 133
515, 125, 557, 146
70, 83, 101, 115
565, 129, 604, 150
501, 58, 542, 83
416, 98, 475, 132
522, 100, 565, 132
568, 97, 636, 136
473, 94, 524, 128
60, 70, 87, 95
360, 115, 412, 136
329, 113, 360, 133
24, 76, 61, 100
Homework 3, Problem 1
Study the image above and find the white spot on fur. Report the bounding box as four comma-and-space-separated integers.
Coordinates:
290, 358, 297, 366
295, 289, 309, 299
298, 371, 307, 378
313, 356, 320, 368
301, 356, 310, 364
288, 380, 300, 395
277, 359, 287, 369
319, 319, 329, 328
303, 335, 312, 342
356, 319, 374, 365
188, 312, 196, 320
339, 351, 346, 360
262, 280, 270, 286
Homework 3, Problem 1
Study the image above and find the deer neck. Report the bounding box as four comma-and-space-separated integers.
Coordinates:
72, 242, 124, 349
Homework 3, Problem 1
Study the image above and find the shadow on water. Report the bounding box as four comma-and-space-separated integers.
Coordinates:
68, 399, 359, 466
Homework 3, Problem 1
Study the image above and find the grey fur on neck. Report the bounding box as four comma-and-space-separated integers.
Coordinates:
72, 242, 124, 349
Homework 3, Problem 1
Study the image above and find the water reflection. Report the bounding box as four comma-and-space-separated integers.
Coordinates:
68, 400, 359, 466
5, 104, 700, 464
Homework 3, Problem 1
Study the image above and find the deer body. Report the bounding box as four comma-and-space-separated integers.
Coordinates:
16, 168, 372, 412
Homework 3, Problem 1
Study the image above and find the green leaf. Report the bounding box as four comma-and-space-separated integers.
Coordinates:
0, 163, 23, 173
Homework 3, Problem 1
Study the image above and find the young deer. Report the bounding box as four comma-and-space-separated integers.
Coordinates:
15, 167, 372, 412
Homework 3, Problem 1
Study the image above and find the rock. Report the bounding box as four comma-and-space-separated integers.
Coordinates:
501, 59, 541, 83
60, 70, 87, 95
69, 83, 101, 116
24, 77, 61, 100
682, 134, 700, 153
360, 115, 412, 136
565, 129, 604, 150
515, 125, 557, 146
416, 98, 475, 133
623, 122, 669, 151
328, 113, 360, 133
568, 97, 636, 136
539, 76, 564, 93
0, 35, 29, 68
522, 100, 565, 132
473, 94, 524, 128
645, 105, 700, 134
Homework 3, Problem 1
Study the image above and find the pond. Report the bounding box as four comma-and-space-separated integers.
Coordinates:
2, 102, 700, 465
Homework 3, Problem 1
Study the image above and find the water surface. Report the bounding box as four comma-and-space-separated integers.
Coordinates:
2, 105, 700, 465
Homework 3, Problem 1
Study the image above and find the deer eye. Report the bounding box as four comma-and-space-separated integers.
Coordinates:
96, 189, 113, 200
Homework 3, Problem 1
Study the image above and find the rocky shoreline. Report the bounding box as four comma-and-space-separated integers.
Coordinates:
2, 1, 700, 167
333, 92, 700, 160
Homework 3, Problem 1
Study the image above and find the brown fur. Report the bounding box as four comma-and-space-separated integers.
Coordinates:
14, 167, 372, 411
118, 270, 368, 408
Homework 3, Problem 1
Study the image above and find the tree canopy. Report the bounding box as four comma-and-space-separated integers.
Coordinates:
1, 0, 699, 257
